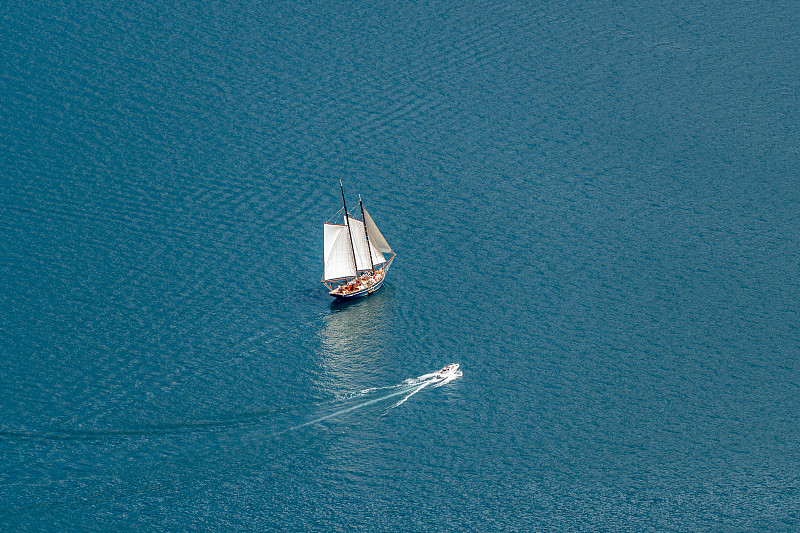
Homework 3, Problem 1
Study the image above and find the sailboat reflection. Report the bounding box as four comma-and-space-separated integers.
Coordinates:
316, 286, 396, 393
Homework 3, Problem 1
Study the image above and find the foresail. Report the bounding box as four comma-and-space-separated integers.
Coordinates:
362, 207, 393, 254
323, 224, 356, 281
347, 216, 385, 269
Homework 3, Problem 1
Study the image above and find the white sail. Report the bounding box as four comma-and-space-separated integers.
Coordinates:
323, 223, 356, 281
347, 216, 385, 269
362, 207, 393, 254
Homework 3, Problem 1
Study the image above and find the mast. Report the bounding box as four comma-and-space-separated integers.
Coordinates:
359, 195, 375, 273
340, 181, 359, 280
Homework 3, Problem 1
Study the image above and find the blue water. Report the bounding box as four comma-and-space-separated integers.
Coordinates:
2, 1, 799, 530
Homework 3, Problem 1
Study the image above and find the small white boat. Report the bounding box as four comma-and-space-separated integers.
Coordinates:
322, 182, 396, 300
435, 363, 460, 380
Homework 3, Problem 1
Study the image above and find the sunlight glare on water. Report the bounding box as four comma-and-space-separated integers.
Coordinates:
1, 0, 798, 530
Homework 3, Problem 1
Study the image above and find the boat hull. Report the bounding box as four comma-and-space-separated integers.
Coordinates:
326, 255, 394, 300
331, 275, 385, 300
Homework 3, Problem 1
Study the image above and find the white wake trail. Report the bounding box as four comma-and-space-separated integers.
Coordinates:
389, 364, 463, 408
271, 365, 462, 435
276, 384, 421, 435
389, 379, 435, 409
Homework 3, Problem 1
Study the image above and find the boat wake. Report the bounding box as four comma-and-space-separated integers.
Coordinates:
0, 366, 462, 517
0, 366, 462, 443
389, 380, 431, 409
284, 363, 463, 430
389, 363, 462, 409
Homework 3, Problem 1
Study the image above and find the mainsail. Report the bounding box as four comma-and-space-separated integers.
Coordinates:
323, 223, 356, 281
347, 216, 385, 269
362, 207, 393, 254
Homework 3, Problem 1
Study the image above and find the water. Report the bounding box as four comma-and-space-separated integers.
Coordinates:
2, 1, 799, 530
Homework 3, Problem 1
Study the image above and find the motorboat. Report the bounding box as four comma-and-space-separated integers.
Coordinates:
435, 363, 460, 379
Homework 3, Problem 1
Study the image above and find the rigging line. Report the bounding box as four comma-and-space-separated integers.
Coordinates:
324, 206, 345, 224
340, 181, 359, 281
359, 195, 375, 273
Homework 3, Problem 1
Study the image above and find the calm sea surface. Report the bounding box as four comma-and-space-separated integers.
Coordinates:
2, 1, 799, 530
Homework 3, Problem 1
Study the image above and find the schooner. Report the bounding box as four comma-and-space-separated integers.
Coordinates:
322, 182, 395, 300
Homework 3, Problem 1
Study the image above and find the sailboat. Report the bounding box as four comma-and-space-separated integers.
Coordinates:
322, 182, 396, 300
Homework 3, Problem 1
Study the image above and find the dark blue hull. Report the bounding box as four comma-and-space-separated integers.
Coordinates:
332, 275, 386, 300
